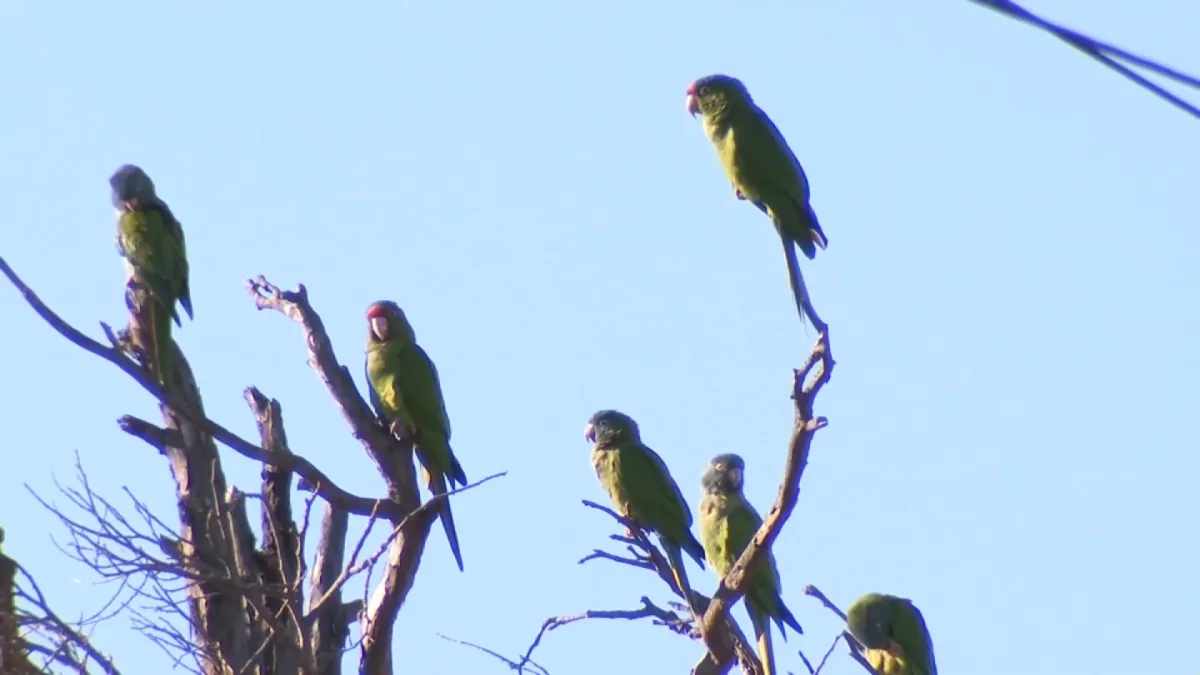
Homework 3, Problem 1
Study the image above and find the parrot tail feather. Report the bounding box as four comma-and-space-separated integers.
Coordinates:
782, 237, 819, 332
682, 533, 707, 569
429, 471, 464, 572
439, 496, 464, 572
179, 291, 194, 322
806, 204, 829, 253
446, 447, 468, 488
661, 539, 699, 617
771, 592, 804, 639
748, 604, 776, 675
148, 300, 173, 387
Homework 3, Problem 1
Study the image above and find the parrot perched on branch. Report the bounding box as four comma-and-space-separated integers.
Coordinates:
364, 301, 468, 571
111, 164, 193, 386
585, 410, 706, 612
698, 453, 803, 675
686, 74, 828, 325
846, 592, 938, 675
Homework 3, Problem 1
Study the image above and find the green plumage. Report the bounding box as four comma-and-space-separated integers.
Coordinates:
585, 410, 706, 610
687, 75, 828, 326
699, 454, 802, 675
364, 301, 468, 571
846, 593, 938, 675
112, 165, 192, 386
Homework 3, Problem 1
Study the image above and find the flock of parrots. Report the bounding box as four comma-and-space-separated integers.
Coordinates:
109, 74, 936, 675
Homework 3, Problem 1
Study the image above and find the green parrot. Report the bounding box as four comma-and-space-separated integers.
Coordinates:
846, 592, 938, 675
686, 75, 828, 323
111, 164, 193, 386
364, 301, 468, 571
585, 410, 707, 611
699, 453, 803, 675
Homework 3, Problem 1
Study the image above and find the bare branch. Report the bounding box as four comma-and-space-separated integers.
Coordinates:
803, 586, 882, 675
245, 276, 420, 510
9, 548, 122, 675
697, 335, 832, 672
519, 596, 691, 671
308, 502, 350, 675
811, 633, 841, 675
356, 473, 505, 675
0, 256, 397, 521
970, 0, 1200, 119
437, 634, 551, 675
570, 502, 764, 675
244, 387, 306, 674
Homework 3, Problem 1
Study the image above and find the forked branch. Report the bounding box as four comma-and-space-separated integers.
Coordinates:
696, 334, 831, 673
0, 257, 392, 521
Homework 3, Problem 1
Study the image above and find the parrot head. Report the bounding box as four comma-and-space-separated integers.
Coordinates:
110, 164, 157, 212
701, 453, 746, 495
686, 74, 752, 120
366, 301, 416, 345
846, 593, 899, 652
584, 409, 641, 447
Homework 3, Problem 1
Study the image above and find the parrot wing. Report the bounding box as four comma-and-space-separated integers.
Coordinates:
703, 494, 802, 636
396, 344, 466, 487
364, 360, 391, 426
159, 205, 193, 321
118, 209, 185, 326
634, 443, 693, 529
752, 108, 811, 199
626, 443, 705, 566
729, 106, 828, 255
893, 599, 938, 675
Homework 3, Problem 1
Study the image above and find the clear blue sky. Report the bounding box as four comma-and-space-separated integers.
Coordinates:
2, 1, 1197, 673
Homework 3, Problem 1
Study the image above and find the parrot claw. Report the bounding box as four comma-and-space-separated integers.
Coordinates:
734, 188, 746, 200
388, 420, 404, 439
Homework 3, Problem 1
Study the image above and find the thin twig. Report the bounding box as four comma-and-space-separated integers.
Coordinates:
15, 565, 123, 675
518, 597, 688, 672
971, 0, 1200, 119
803, 586, 882, 675
812, 633, 841, 675
437, 634, 552, 675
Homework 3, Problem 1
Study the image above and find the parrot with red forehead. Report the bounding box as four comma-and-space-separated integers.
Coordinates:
685, 74, 828, 322
111, 164, 193, 386
364, 301, 467, 571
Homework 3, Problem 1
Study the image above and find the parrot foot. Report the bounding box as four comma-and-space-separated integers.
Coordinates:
734, 188, 746, 200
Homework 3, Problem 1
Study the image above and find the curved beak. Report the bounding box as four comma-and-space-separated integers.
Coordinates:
584, 422, 597, 443
686, 93, 700, 118
369, 315, 389, 341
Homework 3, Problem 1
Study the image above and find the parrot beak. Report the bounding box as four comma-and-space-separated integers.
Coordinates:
686, 93, 700, 118
369, 315, 389, 341
584, 422, 597, 443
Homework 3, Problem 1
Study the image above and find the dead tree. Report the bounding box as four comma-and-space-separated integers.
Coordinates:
1, 257, 501, 675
